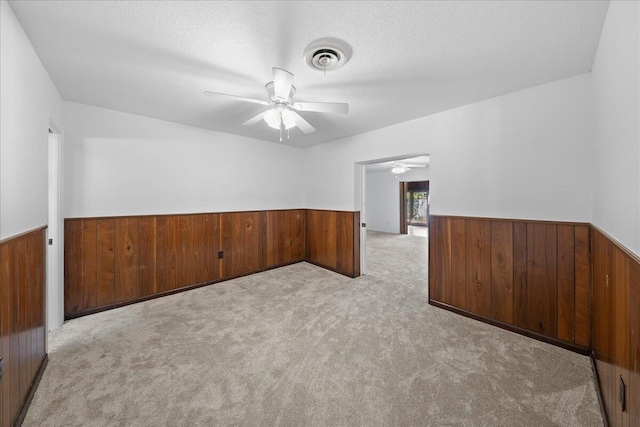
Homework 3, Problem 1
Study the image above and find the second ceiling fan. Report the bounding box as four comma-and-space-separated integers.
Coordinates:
204, 67, 349, 139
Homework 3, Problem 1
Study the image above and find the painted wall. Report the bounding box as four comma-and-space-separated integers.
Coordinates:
0, 0, 62, 239
304, 73, 594, 225
366, 167, 429, 233
63, 102, 306, 218
591, 0, 640, 256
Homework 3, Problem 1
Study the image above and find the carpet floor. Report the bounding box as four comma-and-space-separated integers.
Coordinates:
24, 231, 603, 426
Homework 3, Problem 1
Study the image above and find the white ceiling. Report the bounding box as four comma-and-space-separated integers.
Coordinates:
366, 155, 430, 173
9, 1, 609, 148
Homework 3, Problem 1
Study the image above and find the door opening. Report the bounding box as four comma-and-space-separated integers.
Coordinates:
47, 123, 63, 331
400, 181, 429, 236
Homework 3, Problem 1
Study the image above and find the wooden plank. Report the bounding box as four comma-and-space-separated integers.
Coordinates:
244, 212, 259, 273
0, 242, 12, 427
190, 215, 205, 285
449, 218, 466, 310
203, 214, 220, 283
267, 211, 280, 267
155, 216, 167, 293
165, 216, 181, 290
139, 217, 157, 296
256, 211, 268, 271
64, 220, 84, 315
82, 220, 98, 310
526, 223, 557, 337
613, 247, 630, 427
115, 217, 141, 302
556, 225, 575, 343
221, 212, 245, 278
180, 215, 192, 288
336, 212, 354, 276
13, 238, 26, 420
574, 226, 590, 348
96, 219, 115, 307
490, 221, 513, 324
465, 219, 491, 317
324, 212, 337, 270
513, 222, 528, 329
428, 216, 441, 302
592, 229, 614, 423
34, 229, 46, 374
438, 218, 452, 305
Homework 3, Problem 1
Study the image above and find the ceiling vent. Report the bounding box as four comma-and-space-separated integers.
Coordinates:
303, 38, 351, 73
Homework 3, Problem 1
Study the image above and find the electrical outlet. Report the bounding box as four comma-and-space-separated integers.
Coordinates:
218, 251, 224, 259
619, 375, 626, 411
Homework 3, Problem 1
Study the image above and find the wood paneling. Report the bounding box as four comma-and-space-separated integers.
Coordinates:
513, 222, 528, 329
526, 223, 558, 337
96, 219, 115, 306
305, 210, 359, 278
429, 215, 590, 351
65, 209, 355, 318
115, 217, 140, 302
466, 220, 492, 317
0, 227, 47, 427
491, 221, 513, 324
592, 227, 640, 426
574, 226, 591, 348
557, 225, 575, 342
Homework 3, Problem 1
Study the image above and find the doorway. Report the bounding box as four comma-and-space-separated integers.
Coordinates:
358, 154, 429, 275
47, 123, 63, 331
400, 181, 429, 236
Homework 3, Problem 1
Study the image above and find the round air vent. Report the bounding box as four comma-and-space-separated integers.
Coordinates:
303, 38, 351, 72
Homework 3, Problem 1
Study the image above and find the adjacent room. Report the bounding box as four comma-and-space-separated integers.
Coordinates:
1, 1, 638, 426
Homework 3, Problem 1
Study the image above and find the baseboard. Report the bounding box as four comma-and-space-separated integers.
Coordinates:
589, 352, 609, 427
13, 354, 48, 427
65, 260, 305, 320
428, 299, 590, 355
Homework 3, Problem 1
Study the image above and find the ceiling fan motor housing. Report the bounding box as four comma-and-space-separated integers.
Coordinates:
303, 38, 351, 72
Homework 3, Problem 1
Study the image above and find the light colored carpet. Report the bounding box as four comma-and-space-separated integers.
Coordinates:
24, 231, 603, 426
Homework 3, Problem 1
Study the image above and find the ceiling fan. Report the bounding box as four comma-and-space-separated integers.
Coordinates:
390, 162, 426, 174
204, 67, 349, 140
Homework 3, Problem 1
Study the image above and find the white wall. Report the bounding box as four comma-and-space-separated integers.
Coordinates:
0, 0, 62, 239
366, 168, 429, 233
304, 73, 594, 225
591, 1, 640, 256
63, 102, 306, 218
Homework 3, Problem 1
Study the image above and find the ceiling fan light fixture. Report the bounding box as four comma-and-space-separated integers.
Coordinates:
281, 109, 296, 129
264, 109, 281, 129
391, 165, 408, 174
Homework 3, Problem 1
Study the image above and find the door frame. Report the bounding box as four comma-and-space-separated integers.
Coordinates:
47, 119, 63, 334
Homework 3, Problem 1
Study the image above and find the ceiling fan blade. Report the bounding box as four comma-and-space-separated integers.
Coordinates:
273, 67, 294, 101
292, 102, 349, 115
290, 111, 316, 134
204, 91, 269, 105
241, 111, 267, 126
403, 164, 427, 168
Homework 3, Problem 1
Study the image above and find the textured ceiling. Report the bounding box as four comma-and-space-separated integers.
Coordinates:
9, 1, 609, 148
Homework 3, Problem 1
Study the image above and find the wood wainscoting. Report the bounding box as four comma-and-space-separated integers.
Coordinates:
64, 209, 360, 319
305, 210, 360, 278
592, 226, 640, 426
429, 215, 591, 352
0, 227, 47, 427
